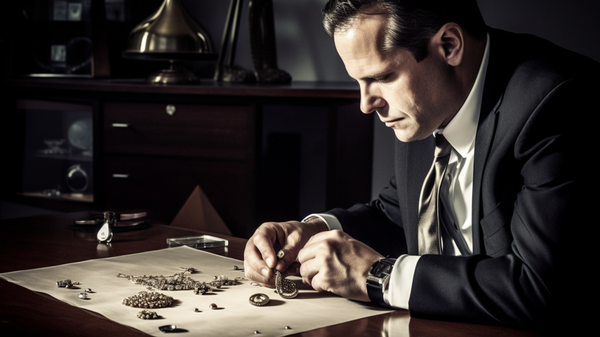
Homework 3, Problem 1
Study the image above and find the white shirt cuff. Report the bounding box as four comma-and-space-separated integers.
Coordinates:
385, 254, 420, 309
302, 214, 418, 310
302, 213, 343, 231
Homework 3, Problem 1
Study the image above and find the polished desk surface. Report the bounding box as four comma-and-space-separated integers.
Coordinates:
0, 212, 542, 337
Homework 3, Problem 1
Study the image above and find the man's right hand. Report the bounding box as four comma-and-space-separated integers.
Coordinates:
243, 218, 328, 287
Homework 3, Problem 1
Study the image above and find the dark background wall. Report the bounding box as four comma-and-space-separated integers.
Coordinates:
184, 0, 600, 198
184, 0, 600, 82
3, 0, 598, 218
180, 0, 600, 208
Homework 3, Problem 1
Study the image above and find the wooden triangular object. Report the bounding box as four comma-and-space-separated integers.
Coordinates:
170, 185, 232, 236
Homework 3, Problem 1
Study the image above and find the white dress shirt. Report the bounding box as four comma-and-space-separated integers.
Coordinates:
306, 33, 490, 309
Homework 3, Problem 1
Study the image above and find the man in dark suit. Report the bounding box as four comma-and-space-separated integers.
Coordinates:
244, 0, 596, 331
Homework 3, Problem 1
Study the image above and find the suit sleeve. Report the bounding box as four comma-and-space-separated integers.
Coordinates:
327, 175, 409, 258
409, 77, 595, 330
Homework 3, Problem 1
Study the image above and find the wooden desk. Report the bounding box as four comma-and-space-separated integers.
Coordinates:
0, 213, 541, 337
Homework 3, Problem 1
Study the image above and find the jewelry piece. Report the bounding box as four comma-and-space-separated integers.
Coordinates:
194, 308, 201, 313
85, 288, 93, 293
158, 325, 178, 332
122, 291, 173, 308
275, 271, 298, 299
179, 267, 196, 273
78, 292, 88, 299
97, 211, 115, 244
193, 282, 211, 295
209, 303, 218, 310
284, 326, 292, 330
249, 293, 270, 306
56, 279, 72, 288
137, 310, 159, 319
56, 279, 80, 288
254, 331, 260, 334
273, 246, 298, 299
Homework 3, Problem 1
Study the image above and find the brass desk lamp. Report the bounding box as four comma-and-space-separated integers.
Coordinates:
123, 0, 216, 84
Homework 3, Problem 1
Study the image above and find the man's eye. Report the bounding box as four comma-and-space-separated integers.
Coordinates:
375, 75, 390, 82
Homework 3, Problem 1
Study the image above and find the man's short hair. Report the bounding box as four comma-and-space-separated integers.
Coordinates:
322, 0, 486, 62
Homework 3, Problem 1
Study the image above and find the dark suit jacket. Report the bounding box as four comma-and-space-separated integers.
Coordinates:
327, 28, 598, 330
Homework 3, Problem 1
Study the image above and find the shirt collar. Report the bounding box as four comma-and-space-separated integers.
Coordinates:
436, 33, 490, 158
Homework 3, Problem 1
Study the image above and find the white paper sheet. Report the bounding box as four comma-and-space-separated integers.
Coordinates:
1, 246, 392, 336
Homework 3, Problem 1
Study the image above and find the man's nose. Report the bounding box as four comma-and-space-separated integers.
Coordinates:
359, 85, 385, 114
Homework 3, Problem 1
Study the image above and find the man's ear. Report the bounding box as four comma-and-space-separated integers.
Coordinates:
433, 23, 464, 67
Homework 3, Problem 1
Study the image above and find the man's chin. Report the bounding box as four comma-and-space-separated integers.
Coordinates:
393, 129, 430, 143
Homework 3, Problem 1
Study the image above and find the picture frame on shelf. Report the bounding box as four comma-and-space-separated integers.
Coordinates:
10, 0, 110, 78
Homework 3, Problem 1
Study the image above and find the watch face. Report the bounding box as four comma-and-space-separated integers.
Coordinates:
374, 262, 393, 276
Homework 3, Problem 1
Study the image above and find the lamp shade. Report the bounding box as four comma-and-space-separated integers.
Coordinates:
125, 0, 213, 55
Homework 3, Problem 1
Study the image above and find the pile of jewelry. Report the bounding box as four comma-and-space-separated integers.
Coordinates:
193, 275, 245, 295
117, 269, 245, 297
122, 291, 173, 308
117, 271, 199, 291
137, 309, 159, 320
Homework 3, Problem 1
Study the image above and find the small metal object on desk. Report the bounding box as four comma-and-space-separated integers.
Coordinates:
56, 279, 79, 288
209, 303, 218, 310
179, 267, 196, 273
97, 211, 115, 244
249, 293, 270, 306
158, 324, 178, 333
56, 279, 72, 288
78, 292, 88, 299
277, 249, 285, 259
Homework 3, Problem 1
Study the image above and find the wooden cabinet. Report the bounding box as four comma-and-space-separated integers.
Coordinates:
102, 101, 256, 237
103, 102, 255, 159
1, 78, 369, 238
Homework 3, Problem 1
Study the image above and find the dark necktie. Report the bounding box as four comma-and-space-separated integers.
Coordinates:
417, 134, 452, 255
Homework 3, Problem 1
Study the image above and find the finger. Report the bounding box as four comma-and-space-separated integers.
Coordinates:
300, 230, 332, 254
274, 243, 300, 272
298, 256, 320, 286
273, 223, 303, 271
252, 225, 280, 269
296, 234, 322, 265
244, 247, 272, 286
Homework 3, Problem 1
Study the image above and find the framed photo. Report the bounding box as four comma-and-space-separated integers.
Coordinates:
11, 0, 109, 77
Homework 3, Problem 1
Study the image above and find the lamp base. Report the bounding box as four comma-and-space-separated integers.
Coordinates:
146, 61, 198, 84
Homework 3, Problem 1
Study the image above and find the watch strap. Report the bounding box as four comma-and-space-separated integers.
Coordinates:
366, 258, 396, 306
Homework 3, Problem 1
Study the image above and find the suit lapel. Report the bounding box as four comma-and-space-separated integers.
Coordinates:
471, 29, 514, 254
399, 137, 434, 254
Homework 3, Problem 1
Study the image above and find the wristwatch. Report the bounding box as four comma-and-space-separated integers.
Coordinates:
366, 258, 397, 306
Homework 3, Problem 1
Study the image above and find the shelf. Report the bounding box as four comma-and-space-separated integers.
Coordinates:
19, 192, 93, 203
2, 78, 360, 100
30, 153, 93, 162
